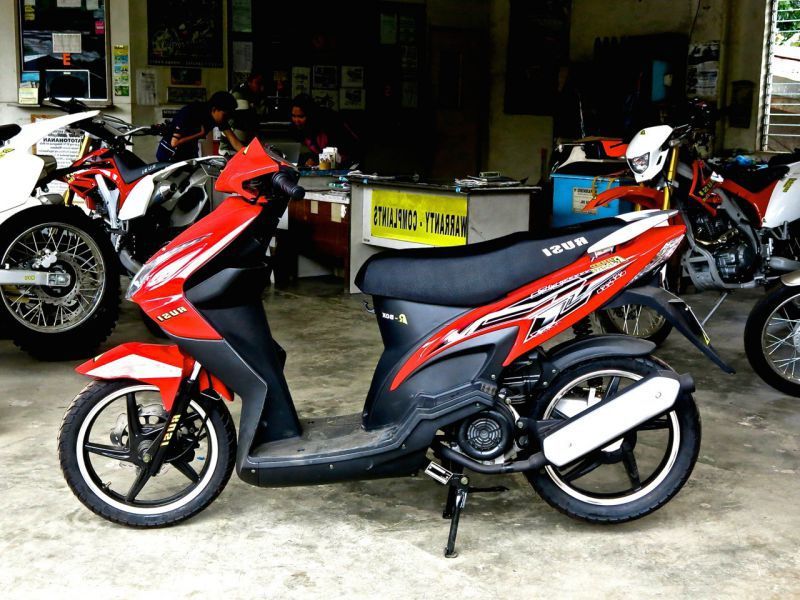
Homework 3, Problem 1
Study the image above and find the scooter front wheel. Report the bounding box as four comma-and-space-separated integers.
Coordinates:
58, 380, 236, 527
525, 356, 700, 523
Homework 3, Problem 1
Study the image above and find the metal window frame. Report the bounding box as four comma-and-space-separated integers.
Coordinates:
761, 0, 800, 151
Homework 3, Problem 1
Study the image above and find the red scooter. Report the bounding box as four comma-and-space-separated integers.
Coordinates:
58, 139, 731, 557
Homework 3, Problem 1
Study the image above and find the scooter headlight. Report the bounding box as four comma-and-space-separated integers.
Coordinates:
628, 153, 651, 174
125, 234, 211, 300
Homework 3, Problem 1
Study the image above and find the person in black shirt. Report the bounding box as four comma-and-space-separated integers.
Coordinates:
157, 91, 243, 162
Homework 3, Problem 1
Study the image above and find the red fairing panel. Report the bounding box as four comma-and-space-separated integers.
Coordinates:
584, 185, 664, 212
131, 196, 262, 340
76, 343, 232, 409
391, 225, 685, 390
65, 150, 139, 211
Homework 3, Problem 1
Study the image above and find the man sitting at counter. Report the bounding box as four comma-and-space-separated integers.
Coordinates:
290, 94, 360, 169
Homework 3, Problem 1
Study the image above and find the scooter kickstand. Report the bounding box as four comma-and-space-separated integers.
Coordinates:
444, 475, 470, 559
424, 461, 469, 557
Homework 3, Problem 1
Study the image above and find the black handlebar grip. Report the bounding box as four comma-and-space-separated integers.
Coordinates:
272, 172, 305, 200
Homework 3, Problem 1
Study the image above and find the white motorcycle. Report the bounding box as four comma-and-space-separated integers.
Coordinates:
0, 102, 226, 359
0, 110, 121, 360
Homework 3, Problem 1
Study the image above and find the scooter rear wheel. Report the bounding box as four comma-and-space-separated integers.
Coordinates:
525, 356, 700, 523
58, 379, 236, 527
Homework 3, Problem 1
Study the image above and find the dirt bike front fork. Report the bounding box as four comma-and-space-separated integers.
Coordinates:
425, 461, 508, 558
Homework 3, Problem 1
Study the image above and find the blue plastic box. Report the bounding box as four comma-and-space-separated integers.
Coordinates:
551, 173, 633, 227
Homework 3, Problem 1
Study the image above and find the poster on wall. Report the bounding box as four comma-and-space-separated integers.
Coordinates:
340, 88, 365, 110
312, 65, 338, 90
687, 41, 720, 101
341, 66, 364, 88
113, 45, 130, 97
231, 0, 252, 33
147, 0, 223, 68
312, 89, 338, 111
292, 67, 311, 97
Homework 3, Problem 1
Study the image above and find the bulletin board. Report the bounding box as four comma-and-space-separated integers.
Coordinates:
147, 0, 223, 68
18, 0, 110, 102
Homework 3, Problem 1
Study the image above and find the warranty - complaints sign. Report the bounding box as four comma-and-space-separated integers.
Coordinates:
368, 189, 468, 247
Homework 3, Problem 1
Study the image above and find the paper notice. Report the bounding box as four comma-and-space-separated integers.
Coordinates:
232, 41, 253, 74
52, 33, 82, 54
136, 69, 157, 106
57, 0, 82, 7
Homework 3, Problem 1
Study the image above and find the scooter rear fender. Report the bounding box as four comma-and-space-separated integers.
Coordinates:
75, 342, 233, 409
584, 185, 664, 212
605, 285, 735, 373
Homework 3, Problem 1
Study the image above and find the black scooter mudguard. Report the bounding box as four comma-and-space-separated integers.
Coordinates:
606, 285, 734, 373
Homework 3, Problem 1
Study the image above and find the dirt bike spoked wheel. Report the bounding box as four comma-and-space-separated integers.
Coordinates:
0, 206, 119, 359
58, 380, 236, 527
744, 284, 800, 396
525, 357, 700, 523
598, 304, 673, 345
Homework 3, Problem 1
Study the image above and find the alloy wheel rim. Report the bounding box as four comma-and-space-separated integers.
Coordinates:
542, 369, 680, 506
75, 385, 218, 514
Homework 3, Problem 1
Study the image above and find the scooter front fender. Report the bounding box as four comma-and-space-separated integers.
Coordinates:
584, 185, 664, 212
76, 342, 232, 409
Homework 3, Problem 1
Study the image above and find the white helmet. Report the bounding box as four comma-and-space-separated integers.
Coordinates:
625, 124, 673, 183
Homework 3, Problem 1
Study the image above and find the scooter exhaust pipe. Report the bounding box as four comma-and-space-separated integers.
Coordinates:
541, 371, 692, 467
437, 371, 692, 474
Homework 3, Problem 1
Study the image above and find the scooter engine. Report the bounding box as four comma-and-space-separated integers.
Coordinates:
456, 407, 515, 461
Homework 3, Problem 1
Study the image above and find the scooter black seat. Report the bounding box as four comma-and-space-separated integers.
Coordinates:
356, 218, 625, 307
115, 150, 172, 184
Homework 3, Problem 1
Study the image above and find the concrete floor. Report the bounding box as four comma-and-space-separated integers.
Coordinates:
1, 280, 799, 598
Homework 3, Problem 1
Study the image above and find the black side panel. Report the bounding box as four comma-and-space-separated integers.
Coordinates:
186, 266, 271, 308
365, 326, 517, 429
363, 297, 465, 424
171, 335, 273, 479
199, 302, 302, 442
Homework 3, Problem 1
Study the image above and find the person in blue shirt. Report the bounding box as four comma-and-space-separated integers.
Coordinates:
157, 91, 244, 162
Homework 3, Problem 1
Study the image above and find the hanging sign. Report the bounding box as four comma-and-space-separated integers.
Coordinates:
365, 189, 467, 247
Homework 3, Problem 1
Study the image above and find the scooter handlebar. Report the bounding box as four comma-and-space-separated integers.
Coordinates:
272, 172, 305, 200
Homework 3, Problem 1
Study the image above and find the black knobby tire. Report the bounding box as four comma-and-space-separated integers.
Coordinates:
597, 305, 673, 346
58, 379, 236, 527
0, 206, 120, 360
744, 284, 800, 396
525, 356, 701, 523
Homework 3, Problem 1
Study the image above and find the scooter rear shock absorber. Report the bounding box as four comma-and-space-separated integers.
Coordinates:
572, 316, 593, 338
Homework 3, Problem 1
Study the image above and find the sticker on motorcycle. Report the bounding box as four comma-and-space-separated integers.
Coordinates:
156, 306, 188, 322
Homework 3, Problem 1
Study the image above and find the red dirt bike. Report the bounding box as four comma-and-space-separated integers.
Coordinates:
58, 139, 731, 557
586, 119, 800, 395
